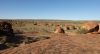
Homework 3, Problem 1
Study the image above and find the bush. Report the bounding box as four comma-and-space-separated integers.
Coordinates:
14, 29, 23, 34
76, 28, 88, 34
23, 36, 50, 44
5, 43, 18, 47
0, 36, 7, 44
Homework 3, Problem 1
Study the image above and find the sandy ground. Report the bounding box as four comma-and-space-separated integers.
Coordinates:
0, 33, 100, 54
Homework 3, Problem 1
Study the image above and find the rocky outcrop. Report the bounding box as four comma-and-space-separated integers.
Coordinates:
54, 26, 65, 33
0, 21, 14, 43
81, 22, 99, 33
98, 23, 100, 32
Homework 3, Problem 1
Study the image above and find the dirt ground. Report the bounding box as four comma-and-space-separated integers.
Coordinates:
0, 20, 100, 54
0, 33, 100, 54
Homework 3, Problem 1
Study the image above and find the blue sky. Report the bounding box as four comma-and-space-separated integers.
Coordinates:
0, 0, 100, 20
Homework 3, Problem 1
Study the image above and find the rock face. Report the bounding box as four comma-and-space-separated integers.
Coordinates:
98, 23, 100, 32
54, 26, 65, 33
81, 22, 99, 33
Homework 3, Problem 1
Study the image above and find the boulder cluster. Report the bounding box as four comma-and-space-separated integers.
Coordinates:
81, 21, 100, 33
0, 21, 14, 43
54, 21, 100, 34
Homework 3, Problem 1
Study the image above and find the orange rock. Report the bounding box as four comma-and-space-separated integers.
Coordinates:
81, 21, 99, 33
54, 26, 65, 33
98, 23, 100, 32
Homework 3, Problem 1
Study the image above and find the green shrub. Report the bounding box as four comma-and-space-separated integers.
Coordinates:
23, 36, 50, 44
76, 28, 88, 34
0, 36, 7, 44
5, 43, 18, 47
14, 29, 23, 34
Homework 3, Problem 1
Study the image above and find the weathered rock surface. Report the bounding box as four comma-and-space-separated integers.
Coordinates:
54, 26, 65, 33
81, 22, 99, 33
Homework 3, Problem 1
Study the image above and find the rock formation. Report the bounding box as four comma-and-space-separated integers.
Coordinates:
81, 22, 99, 33
54, 26, 65, 33
0, 21, 14, 43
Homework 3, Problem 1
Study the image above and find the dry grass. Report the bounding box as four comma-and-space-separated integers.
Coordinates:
1, 34, 100, 54
1, 20, 100, 54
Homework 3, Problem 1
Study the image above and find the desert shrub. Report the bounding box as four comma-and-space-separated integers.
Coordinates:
76, 28, 88, 34
13, 29, 23, 34
3, 35, 24, 47
23, 36, 50, 44
0, 36, 18, 48
0, 36, 7, 44
35, 36, 50, 40
0, 35, 24, 48
41, 29, 51, 33
5, 43, 18, 47
23, 37, 34, 44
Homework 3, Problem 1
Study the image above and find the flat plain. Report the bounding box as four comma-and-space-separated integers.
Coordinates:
0, 20, 100, 54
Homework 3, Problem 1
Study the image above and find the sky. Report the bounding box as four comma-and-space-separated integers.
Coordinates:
0, 0, 100, 20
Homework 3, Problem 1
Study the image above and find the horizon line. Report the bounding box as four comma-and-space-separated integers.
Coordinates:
0, 18, 100, 21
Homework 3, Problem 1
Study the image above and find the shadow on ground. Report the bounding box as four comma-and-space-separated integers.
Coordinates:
0, 34, 50, 50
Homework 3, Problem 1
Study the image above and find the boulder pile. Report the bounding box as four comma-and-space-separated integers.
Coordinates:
81, 22, 99, 33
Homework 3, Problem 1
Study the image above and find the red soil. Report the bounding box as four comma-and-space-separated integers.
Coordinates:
1, 34, 100, 54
